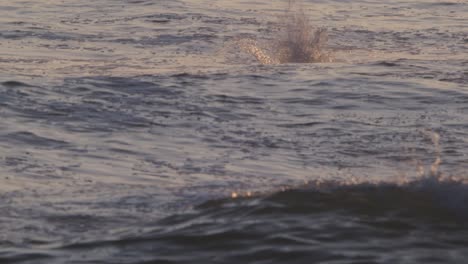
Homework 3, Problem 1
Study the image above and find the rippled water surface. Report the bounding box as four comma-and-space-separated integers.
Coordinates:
1, 0, 468, 263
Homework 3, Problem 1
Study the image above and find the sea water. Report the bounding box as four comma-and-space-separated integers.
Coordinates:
0, 0, 467, 263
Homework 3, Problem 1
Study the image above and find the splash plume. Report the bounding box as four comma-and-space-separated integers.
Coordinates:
238, 0, 333, 64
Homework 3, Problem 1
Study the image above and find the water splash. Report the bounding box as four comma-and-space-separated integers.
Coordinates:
429, 131, 441, 176
237, 0, 333, 64
412, 131, 442, 179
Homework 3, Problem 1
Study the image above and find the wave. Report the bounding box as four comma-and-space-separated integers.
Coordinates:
28, 176, 467, 264
7, 131, 466, 263
220, 175, 468, 221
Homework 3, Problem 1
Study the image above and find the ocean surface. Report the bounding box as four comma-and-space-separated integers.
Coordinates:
1, 0, 468, 263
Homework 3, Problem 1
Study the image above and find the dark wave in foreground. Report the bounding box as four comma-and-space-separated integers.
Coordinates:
4, 177, 468, 264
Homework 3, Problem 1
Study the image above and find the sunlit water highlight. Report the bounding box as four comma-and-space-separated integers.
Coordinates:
0, 0, 468, 263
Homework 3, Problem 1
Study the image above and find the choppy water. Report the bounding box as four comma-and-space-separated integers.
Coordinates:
1, 0, 468, 263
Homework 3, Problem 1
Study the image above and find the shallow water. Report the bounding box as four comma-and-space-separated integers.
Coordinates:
1, 0, 468, 263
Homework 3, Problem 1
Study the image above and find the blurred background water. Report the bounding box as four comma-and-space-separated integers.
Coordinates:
0, 0, 467, 263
